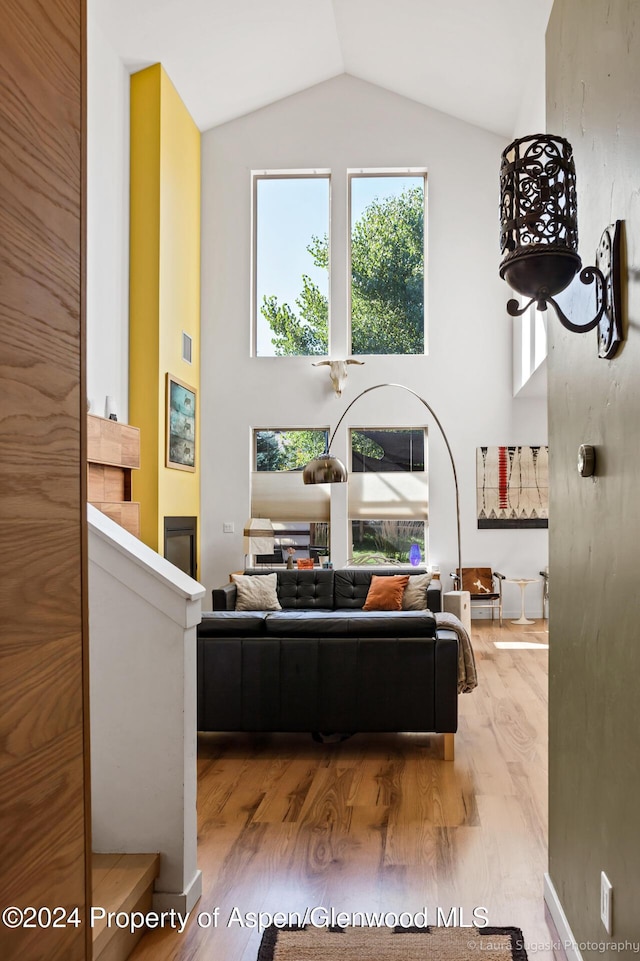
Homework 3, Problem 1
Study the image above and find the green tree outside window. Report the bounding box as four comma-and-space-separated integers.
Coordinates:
261, 185, 424, 356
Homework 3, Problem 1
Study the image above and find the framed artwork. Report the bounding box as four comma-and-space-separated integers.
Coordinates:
476, 446, 548, 529
166, 373, 196, 472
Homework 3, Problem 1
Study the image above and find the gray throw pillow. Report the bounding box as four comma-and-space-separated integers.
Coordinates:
232, 573, 281, 611
402, 572, 433, 611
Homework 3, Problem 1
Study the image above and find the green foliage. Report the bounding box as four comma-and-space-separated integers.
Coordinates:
351, 520, 425, 564
256, 429, 327, 471
261, 273, 328, 356
351, 187, 424, 354
351, 431, 384, 461
260, 186, 424, 356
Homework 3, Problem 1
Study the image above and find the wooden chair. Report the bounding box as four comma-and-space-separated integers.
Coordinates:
451, 567, 506, 626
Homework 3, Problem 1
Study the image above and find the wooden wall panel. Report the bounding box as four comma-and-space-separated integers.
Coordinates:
87, 415, 141, 469
0, 1, 89, 959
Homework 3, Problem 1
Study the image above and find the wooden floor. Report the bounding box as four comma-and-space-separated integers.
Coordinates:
130, 620, 555, 961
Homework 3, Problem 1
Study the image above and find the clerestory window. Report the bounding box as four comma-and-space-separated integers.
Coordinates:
253, 174, 330, 357
252, 169, 427, 358
349, 173, 426, 355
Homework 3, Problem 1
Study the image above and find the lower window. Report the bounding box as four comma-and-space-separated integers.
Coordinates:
256, 521, 330, 565
350, 519, 426, 565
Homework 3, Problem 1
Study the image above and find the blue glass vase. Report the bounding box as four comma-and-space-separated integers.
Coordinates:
409, 543, 421, 567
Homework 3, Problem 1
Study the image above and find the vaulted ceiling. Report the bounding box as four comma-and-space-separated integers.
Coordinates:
90, 0, 552, 136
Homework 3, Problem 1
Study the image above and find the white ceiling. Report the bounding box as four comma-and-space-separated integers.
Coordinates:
91, 0, 552, 136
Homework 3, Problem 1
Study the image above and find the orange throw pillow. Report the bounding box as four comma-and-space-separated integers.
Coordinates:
362, 574, 410, 611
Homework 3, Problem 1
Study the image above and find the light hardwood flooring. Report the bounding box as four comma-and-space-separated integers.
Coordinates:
130, 620, 556, 961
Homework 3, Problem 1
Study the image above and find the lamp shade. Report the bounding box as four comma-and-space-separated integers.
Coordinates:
243, 517, 274, 556
499, 134, 581, 300
302, 454, 348, 485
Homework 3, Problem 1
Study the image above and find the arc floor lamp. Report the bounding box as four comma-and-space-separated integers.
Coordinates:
302, 383, 462, 577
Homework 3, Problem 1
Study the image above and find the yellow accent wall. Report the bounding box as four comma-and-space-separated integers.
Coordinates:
129, 64, 201, 573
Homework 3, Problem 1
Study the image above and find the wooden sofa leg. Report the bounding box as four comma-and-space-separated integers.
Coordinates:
443, 733, 455, 761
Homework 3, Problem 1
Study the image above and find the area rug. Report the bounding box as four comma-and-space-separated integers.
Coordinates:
257, 924, 528, 960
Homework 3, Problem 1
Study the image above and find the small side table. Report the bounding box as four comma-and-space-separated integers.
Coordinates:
506, 578, 539, 625
443, 590, 471, 636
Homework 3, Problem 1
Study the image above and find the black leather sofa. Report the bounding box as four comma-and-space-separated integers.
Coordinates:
197, 569, 458, 748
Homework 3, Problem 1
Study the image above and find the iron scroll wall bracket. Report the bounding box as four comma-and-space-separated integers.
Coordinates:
504, 222, 623, 360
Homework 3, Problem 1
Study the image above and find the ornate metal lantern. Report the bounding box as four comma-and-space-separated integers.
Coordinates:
500, 134, 581, 301
499, 133, 624, 359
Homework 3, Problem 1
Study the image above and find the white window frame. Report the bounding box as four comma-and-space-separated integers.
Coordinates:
347, 426, 429, 563
251, 170, 332, 358
347, 168, 428, 357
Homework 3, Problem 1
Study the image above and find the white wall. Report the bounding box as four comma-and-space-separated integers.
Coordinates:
200, 74, 548, 618
513, 42, 547, 138
87, 4, 130, 422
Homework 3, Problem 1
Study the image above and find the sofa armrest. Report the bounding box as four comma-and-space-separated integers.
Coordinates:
434, 627, 458, 732
212, 582, 237, 611
427, 578, 442, 613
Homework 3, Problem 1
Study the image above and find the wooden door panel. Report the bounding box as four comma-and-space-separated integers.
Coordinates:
0, 1, 88, 959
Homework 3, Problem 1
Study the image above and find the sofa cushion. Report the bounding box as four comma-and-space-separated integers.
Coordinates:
334, 569, 431, 609
362, 574, 410, 611
402, 571, 433, 610
276, 569, 335, 609
232, 573, 281, 611
264, 609, 436, 638
199, 611, 269, 636
242, 569, 335, 609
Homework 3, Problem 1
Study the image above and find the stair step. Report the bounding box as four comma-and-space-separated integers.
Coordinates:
92, 852, 160, 961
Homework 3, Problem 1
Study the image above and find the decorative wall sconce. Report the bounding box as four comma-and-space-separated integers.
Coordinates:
499, 134, 623, 359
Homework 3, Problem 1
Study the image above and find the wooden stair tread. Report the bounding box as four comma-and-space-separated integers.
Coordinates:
92, 853, 160, 960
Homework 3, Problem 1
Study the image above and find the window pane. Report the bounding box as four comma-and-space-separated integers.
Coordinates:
274, 522, 330, 561
350, 520, 426, 564
350, 175, 425, 355
253, 523, 330, 565
255, 429, 328, 471
255, 177, 329, 357
351, 428, 424, 472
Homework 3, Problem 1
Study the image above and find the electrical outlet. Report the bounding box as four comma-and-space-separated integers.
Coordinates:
223, 522, 234, 534
601, 871, 613, 934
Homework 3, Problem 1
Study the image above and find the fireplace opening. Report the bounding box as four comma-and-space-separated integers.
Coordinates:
164, 516, 197, 579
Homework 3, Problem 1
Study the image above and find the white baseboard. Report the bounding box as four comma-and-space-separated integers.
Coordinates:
543, 873, 584, 961
153, 869, 202, 914
470, 611, 546, 621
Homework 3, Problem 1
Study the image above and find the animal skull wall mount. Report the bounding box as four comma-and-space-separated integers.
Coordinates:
311, 358, 365, 396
